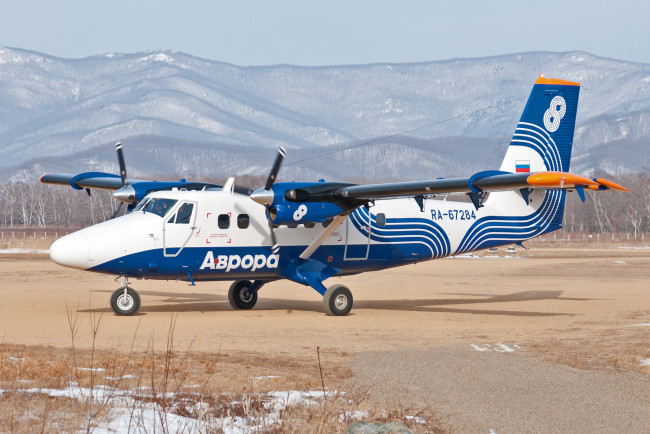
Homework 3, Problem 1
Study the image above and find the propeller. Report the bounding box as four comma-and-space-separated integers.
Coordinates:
250, 147, 286, 253
265, 147, 286, 190
110, 142, 128, 219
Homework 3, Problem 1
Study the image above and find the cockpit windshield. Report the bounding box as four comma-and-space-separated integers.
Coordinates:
134, 198, 177, 217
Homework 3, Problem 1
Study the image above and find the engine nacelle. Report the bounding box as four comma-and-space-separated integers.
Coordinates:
268, 201, 344, 225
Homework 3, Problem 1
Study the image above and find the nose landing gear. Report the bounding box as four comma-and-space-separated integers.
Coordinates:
110, 276, 141, 315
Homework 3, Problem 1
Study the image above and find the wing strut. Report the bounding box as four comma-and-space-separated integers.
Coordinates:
299, 212, 352, 260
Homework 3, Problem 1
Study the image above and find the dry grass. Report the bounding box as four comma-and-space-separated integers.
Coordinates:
0, 313, 448, 433
526, 319, 650, 374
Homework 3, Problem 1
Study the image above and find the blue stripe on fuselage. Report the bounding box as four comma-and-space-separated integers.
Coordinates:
89, 243, 434, 281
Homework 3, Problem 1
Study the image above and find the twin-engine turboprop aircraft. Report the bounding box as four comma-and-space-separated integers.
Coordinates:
41, 75, 628, 316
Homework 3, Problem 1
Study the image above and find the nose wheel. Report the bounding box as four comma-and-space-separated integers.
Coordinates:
110, 277, 141, 315
323, 284, 353, 316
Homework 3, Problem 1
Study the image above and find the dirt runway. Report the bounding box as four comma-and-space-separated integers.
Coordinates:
1, 245, 649, 431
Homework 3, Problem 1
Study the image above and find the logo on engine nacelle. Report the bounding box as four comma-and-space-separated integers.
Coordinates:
199, 252, 279, 272
293, 204, 308, 221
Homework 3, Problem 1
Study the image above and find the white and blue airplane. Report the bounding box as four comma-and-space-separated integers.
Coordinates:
41, 75, 628, 316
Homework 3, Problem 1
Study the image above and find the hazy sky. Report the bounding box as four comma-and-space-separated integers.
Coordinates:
2, 0, 648, 65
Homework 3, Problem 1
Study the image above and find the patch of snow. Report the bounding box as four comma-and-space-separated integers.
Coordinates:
616, 246, 650, 250
494, 343, 515, 353
628, 323, 650, 327
449, 253, 475, 259
450, 254, 521, 260
0, 384, 343, 433
79, 367, 106, 372
614, 261, 626, 264
640, 359, 650, 367
0, 249, 49, 255
404, 415, 426, 424
253, 376, 279, 380
471, 343, 518, 353
138, 53, 174, 64
340, 410, 369, 421
104, 375, 137, 380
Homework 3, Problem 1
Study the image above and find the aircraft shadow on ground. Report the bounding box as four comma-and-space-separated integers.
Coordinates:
79, 289, 591, 317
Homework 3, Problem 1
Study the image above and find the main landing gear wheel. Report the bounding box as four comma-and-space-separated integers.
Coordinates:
110, 287, 141, 316
228, 280, 258, 310
323, 284, 353, 316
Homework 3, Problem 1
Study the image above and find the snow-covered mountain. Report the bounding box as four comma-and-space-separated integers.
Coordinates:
1, 47, 649, 181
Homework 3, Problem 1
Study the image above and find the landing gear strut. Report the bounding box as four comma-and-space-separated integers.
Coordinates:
110, 276, 141, 316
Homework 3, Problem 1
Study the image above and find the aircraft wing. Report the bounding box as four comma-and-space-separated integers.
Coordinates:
39, 171, 238, 205
39, 173, 146, 191
285, 170, 629, 203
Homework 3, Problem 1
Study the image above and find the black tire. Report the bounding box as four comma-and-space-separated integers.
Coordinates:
228, 280, 258, 310
110, 287, 141, 316
323, 284, 353, 316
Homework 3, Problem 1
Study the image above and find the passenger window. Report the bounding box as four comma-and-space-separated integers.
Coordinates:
218, 214, 230, 229
376, 213, 386, 227
237, 214, 249, 229
175, 203, 194, 224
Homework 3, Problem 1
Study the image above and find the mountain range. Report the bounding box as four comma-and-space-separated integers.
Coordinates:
1, 47, 649, 182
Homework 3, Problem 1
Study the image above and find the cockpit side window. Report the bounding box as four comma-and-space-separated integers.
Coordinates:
134, 198, 150, 211
140, 198, 178, 217
175, 203, 194, 224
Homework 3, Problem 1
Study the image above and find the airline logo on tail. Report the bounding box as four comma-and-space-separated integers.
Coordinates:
543, 96, 567, 132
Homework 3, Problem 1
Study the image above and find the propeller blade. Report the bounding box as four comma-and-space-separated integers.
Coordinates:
115, 142, 127, 187
268, 217, 279, 254
264, 147, 286, 190
110, 202, 124, 219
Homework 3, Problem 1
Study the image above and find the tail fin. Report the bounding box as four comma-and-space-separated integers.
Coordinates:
500, 75, 580, 173
480, 76, 581, 240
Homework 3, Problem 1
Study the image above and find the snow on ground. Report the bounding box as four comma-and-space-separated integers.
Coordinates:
641, 359, 650, 367
0, 248, 49, 255
470, 343, 519, 353
0, 383, 338, 433
448, 254, 522, 260
628, 323, 650, 327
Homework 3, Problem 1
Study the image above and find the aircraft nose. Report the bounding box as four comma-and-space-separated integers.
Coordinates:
49, 233, 90, 270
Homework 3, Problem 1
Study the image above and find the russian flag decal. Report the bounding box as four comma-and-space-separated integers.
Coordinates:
515, 160, 530, 173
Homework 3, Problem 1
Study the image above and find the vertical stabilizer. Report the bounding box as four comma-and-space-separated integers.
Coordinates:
500, 75, 580, 173
476, 76, 581, 246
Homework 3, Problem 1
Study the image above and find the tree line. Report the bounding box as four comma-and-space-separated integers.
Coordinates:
0, 174, 648, 234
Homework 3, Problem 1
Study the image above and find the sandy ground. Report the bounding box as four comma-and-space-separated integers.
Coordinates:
1, 245, 649, 431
